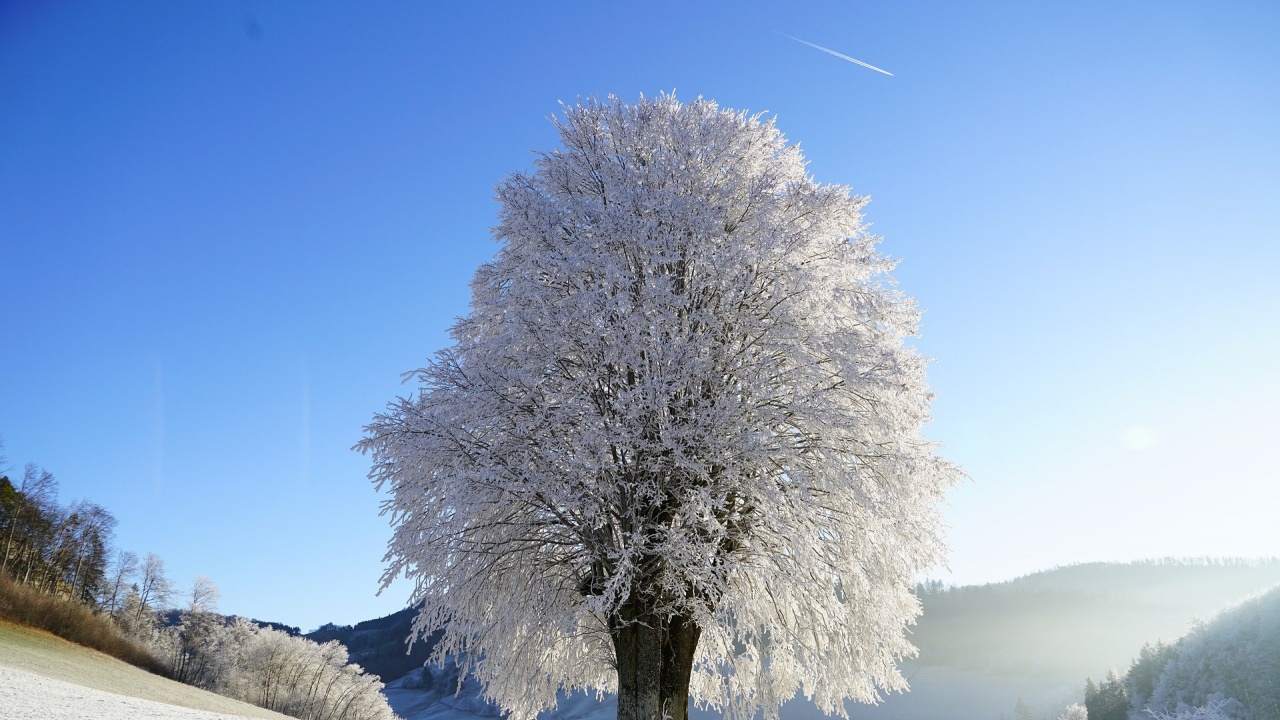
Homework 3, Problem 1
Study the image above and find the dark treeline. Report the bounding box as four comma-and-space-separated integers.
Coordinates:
0, 436, 177, 650
1, 437, 184, 627
1, 459, 116, 609
0, 437, 165, 672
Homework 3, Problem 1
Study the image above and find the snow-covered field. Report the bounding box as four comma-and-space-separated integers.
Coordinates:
383, 667, 621, 720
0, 664, 264, 720
379, 663, 1081, 720
0, 620, 288, 720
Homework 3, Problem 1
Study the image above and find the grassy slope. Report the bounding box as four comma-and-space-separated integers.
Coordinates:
0, 619, 291, 720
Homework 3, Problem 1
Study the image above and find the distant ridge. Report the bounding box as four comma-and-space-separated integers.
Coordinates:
913, 558, 1280, 676
306, 607, 438, 683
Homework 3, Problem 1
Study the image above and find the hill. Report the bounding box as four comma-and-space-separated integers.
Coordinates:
306, 606, 438, 684
0, 619, 291, 719
912, 558, 1280, 675
312, 558, 1280, 720
866, 559, 1280, 720
1087, 583, 1280, 719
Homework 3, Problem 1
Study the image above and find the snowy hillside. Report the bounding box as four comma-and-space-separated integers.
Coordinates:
1125, 584, 1280, 717
0, 620, 289, 720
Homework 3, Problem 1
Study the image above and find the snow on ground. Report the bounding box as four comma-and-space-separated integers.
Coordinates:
382, 684, 616, 720
380, 663, 1081, 720
0, 664, 261, 720
0, 620, 288, 719
382, 666, 618, 720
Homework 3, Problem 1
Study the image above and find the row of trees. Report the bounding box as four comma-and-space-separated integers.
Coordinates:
0, 447, 176, 623
1, 460, 116, 605
0, 437, 191, 631
136, 580, 394, 720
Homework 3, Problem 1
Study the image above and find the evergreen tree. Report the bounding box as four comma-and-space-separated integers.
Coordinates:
1127, 641, 1178, 710
1085, 671, 1129, 720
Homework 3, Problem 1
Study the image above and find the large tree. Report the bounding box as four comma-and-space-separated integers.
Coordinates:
360, 95, 959, 720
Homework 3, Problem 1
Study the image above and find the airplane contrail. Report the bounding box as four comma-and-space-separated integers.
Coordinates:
780, 33, 894, 77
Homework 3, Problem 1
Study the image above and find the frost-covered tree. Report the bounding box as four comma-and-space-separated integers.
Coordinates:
166, 576, 225, 686
1146, 698, 1236, 720
1059, 703, 1089, 720
226, 624, 394, 720
1126, 641, 1178, 713
360, 94, 959, 720
1142, 587, 1280, 719
115, 589, 159, 641
189, 575, 219, 613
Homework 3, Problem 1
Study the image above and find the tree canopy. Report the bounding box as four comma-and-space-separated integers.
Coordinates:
360, 94, 959, 720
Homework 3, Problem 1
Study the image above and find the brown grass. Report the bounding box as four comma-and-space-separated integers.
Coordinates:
0, 571, 168, 675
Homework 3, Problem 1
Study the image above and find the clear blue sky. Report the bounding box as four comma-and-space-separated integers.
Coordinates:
2, 1, 1276, 632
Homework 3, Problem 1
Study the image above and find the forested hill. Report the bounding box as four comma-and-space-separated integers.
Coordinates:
1082, 583, 1280, 720
911, 558, 1280, 676
306, 607, 438, 683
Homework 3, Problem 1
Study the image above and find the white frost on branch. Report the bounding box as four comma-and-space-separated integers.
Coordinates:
1058, 703, 1088, 720
359, 94, 960, 720
1147, 699, 1237, 720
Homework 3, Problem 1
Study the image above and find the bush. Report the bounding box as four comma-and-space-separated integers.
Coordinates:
0, 570, 167, 675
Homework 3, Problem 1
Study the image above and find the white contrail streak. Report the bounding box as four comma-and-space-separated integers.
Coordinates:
780, 33, 894, 77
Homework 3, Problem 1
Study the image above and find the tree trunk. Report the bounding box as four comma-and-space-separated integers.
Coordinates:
1, 516, 19, 571
70, 550, 85, 600
613, 606, 702, 720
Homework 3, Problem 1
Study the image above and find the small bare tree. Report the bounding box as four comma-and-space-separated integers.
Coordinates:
101, 549, 139, 615
135, 552, 172, 623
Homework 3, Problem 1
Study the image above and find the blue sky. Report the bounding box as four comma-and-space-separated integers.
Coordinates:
1, 1, 1277, 632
